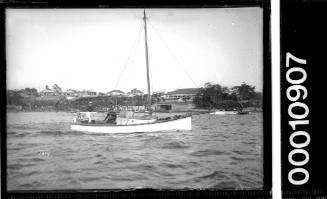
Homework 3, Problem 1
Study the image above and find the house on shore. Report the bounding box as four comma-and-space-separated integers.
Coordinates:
161, 88, 200, 101
79, 90, 98, 97
40, 89, 58, 96
107, 90, 125, 97
153, 101, 196, 112
127, 88, 144, 97
153, 88, 200, 112
62, 89, 79, 100
63, 89, 77, 96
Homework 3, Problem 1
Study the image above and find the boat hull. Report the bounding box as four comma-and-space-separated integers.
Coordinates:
70, 117, 192, 133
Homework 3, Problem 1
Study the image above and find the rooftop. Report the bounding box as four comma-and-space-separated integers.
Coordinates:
128, 88, 143, 94
107, 90, 125, 94
166, 88, 200, 95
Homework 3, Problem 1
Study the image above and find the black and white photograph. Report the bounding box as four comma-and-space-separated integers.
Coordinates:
5, 7, 266, 191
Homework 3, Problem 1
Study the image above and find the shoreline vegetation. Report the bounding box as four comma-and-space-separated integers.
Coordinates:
7, 82, 262, 113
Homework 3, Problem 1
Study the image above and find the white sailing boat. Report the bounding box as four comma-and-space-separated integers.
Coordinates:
70, 10, 192, 133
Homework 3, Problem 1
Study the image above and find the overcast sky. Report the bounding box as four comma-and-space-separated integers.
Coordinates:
6, 8, 263, 93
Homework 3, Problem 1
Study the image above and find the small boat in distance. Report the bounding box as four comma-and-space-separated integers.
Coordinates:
210, 110, 250, 115
237, 110, 250, 115
70, 10, 192, 134
210, 108, 250, 115
210, 110, 238, 115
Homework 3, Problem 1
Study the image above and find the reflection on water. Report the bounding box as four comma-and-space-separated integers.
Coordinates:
7, 112, 263, 190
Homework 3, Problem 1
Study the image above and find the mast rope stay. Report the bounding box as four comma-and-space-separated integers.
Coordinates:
121, 36, 140, 92
148, 20, 198, 88
114, 23, 143, 91
149, 61, 154, 97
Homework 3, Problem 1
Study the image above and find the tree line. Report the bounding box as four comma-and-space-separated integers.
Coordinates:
7, 82, 262, 111
6, 88, 154, 111
193, 82, 262, 110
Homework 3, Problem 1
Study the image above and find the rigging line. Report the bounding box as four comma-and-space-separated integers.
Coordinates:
148, 20, 199, 88
149, 63, 154, 95
122, 27, 142, 92
115, 24, 143, 91
114, 23, 143, 91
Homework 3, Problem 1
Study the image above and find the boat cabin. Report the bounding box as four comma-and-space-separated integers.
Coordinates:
74, 111, 157, 126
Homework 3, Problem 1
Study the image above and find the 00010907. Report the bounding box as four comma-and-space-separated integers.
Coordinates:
285, 52, 310, 185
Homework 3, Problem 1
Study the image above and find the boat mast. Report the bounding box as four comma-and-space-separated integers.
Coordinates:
143, 10, 152, 113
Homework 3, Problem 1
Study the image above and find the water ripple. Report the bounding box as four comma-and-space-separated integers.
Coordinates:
7, 111, 263, 190
189, 149, 230, 157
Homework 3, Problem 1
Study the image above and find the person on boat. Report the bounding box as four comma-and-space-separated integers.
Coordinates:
104, 108, 117, 124
86, 102, 94, 123
87, 102, 94, 112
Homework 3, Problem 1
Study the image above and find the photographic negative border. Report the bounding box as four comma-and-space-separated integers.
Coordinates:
281, 0, 327, 197
1, 0, 271, 198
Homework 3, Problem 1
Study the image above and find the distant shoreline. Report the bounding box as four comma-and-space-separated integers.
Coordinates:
7, 107, 262, 114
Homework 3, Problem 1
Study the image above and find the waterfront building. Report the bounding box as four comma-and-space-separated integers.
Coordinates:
161, 88, 200, 101
63, 89, 77, 97
107, 90, 125, 96
127, 88, 143, 97
153, 101, 195, 112
40, 89, 58, 96
79, 90, 98, 97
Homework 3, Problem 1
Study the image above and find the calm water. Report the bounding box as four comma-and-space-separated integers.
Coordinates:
7, 112, 263, 190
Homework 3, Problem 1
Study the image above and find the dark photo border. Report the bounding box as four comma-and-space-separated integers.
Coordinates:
1, 0, 271, 198
281, 0, 327, 198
